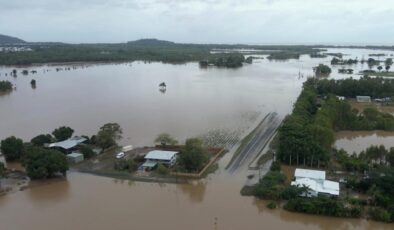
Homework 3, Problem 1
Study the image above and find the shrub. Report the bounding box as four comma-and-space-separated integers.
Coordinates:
266, 201, 277, 209
156, 163, 170, 175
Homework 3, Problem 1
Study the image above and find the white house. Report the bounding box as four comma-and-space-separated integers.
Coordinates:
291, 168, 340, 197
141, 150, 178, 171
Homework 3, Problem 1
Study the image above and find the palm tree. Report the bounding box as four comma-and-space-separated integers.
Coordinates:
159, 82, 166, 88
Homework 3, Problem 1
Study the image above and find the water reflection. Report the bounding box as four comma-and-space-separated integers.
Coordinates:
27, 178, 70, 204
335, 131, 394, 154
178, 180, 207, 203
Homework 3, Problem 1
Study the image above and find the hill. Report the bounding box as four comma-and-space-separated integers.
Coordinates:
127, 38, 175, 46
0, 34, 25, 44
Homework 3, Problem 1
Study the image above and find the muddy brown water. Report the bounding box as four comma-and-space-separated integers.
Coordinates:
1, 49, 394, 229
335, 131, 394, 154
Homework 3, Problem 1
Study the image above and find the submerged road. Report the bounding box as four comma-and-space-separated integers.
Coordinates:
227, 112, 280, 174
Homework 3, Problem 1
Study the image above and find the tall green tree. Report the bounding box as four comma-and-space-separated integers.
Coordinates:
24, 147, 68, 179
178, 138, 208, 172
0, 136, 24, 161
30, 134, 52, 146
52, 126, 74, 141
96, 123, 122, 149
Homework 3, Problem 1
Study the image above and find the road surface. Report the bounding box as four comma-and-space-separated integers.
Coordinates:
227, 112, 280, 174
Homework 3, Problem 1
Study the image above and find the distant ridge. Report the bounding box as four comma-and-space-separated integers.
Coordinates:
127, 38, 175, 46
0, 34, 25, 44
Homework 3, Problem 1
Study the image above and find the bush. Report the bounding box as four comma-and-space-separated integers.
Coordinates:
178, 138, 208, 173
79, 145, 95, 159
266, 201, 277, 209
156, 163, 170, 175
368, 207, 391, 223
0, 80, 13, 92
114, 159, 137, 173
0, 136, 24, 161
270, 161, 281, 171
254, 171, 286, 200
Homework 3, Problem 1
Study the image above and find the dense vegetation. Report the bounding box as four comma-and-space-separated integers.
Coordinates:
199, 53, 245, 68
177, 138, 209, 173
278, 78, 394, 167
0, 40, 322, 65
24, 147, 68, 179
267, 52, 300, 60
0, 80, 13, 92
316, 76, 394, 98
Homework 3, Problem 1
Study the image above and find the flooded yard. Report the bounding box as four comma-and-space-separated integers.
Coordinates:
335, 131, 394, 154
1, 48, 394, 229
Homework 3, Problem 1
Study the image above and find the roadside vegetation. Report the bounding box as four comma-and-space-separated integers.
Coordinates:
251, 77, 394, 222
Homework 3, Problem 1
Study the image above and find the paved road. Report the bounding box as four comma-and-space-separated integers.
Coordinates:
227, 112, 280, 174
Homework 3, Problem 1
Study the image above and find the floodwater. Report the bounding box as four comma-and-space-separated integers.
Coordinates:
335, 131, 394, 154
1, 49, 394, 230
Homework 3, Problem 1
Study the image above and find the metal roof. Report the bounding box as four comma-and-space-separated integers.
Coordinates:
144, 150, 178, 161
291, 178, 340, 196
295, 168, 326, 180
141, 161, 157, 168
48, 136, 87, 150
67, 152, 83, 158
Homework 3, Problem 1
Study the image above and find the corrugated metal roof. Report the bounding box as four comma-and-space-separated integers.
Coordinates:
141, 161, 157, 168
49, 136, 87, 150
292, 178, 339, 196
144, 150, 178, 161
67, 152, 83, 158
295, 168, 326, 180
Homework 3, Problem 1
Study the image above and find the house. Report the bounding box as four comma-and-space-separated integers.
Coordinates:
67, 152, 84, 163
48, 136, 87, 153
356, 96, 371, 103
291, 168, 339, 197
141, 150, 178, 171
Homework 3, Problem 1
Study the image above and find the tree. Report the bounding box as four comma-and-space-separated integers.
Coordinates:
24, 147, 68, 179
30, 79, 36, 88
178, 138, 208, 172
52, 126, 74, 141
0, 162, 6, 178
30, 134, 52, 146
386, 65, 391, 72
0, 136, 24, 161
96, 123, 122, 149
154, 133, 178, 146
12, 69, 17, 76
314, 64, 331, 76
0, 80, 13, 92
378, 66, 383, 72
385, 58, 393, 66
79, 145, 95, 159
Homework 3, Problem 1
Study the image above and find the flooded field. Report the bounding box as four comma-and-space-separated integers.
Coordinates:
1, 48, 394, 229
335, 131, 394, 154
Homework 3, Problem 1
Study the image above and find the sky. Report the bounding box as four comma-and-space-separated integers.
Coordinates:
0, 0, 393, 45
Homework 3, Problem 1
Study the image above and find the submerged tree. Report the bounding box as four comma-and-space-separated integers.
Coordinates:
0, 136, 24, 161
155, 133, 178, 146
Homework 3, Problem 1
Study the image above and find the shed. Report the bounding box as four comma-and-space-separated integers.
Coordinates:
67, 152, 84, 163
49, 136, 87, 150
356, 96, 371, 103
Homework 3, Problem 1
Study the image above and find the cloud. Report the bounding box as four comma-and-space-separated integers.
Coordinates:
0, 0, 393, 44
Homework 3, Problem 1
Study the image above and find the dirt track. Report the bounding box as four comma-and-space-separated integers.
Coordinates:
227, 112, 280, 174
